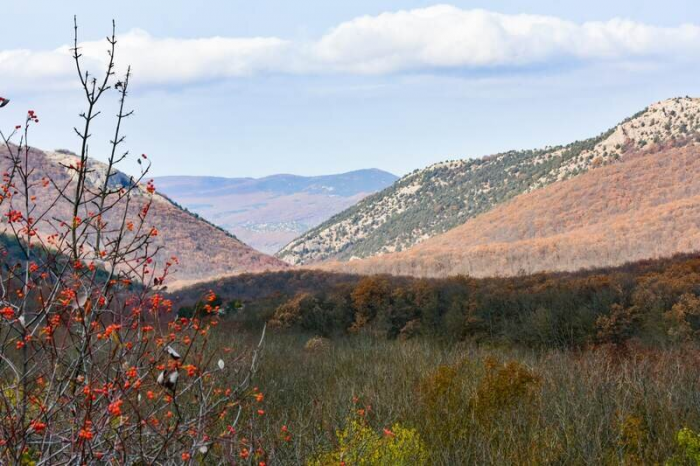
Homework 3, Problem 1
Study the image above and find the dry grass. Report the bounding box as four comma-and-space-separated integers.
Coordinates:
213, 330, 700, 464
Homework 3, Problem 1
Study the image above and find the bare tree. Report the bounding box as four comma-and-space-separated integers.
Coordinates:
0, 19, 264, 464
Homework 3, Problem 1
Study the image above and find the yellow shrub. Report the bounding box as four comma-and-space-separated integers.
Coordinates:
416, 358, 543, 462
304, 336, 331, 353
667, 427, 700, 465
19, 451, 39, 466
309, 418, 428, 466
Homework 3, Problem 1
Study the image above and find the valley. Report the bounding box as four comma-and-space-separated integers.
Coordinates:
154, 169, 397, 254
3, 6, 700, 461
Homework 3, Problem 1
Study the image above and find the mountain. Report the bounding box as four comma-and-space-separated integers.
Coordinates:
153, 169, 397, 254
323, 142, 700, 277
0, 146, 288, 287
279, 97, 700, 266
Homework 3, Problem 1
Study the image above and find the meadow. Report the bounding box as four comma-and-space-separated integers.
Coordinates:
162, 253, 700, 463
213, 330, 700, 464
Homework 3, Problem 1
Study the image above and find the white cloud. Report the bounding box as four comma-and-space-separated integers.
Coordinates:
79, 30, 290, 83
1, 5, 699, 90
0, 30, 290, 91
0, 49, 74, 90
312, 6, 700, 73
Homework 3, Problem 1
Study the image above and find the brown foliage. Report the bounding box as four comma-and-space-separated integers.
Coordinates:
269, 292, 318, 328
664, 293, 700, 341
470, 358, 541, 424
350, 276, 391, 331
325, 144, 700, 279
596, 304, 642, 346
0, 145, 288, 286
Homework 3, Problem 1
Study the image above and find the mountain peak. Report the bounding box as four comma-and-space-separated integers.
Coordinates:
601, 96, 700, 154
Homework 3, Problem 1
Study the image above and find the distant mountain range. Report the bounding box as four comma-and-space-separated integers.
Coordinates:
278, 97, 700, 277
154, 169, 397, 254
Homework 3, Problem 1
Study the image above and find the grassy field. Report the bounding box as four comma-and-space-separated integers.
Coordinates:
213, 329, 700, 464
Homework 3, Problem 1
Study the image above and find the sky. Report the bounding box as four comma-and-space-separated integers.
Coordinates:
1, 1, 699, 178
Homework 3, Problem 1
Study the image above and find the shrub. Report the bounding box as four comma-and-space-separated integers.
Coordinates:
417, 364, 466, 445
617, 414, 648, 464
398, 319, 422, 340
0, 21, 265, 463
470, 358, 541, 424
668, 427, 700, 465
310, 416, 428, 466
304, 336, 331, 352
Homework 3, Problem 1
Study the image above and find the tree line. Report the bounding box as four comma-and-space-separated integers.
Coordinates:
175, 253, 700, 349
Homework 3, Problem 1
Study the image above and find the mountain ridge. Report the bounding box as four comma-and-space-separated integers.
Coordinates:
0, 146, 288, 287
155, 168, 396, 191
278, 97, 700, 265
319, 140, 700, 278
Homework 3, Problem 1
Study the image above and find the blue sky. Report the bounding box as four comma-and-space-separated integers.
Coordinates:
1, 1, 699, 178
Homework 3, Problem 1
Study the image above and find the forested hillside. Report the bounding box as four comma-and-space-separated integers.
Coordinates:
0, 146, 288, 286
323, 141, 700, 278
279, 97, 700, 265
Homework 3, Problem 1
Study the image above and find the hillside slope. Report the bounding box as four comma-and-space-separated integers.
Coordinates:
155, 169, 397, 254
322, 142, 700, 277
0, 146, 288, 285
279, 97, 700, 265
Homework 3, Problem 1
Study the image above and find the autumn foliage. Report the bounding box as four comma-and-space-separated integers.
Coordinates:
327, 141, 700, 279
0, 21, 267, 464
252, 254, 700, 350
